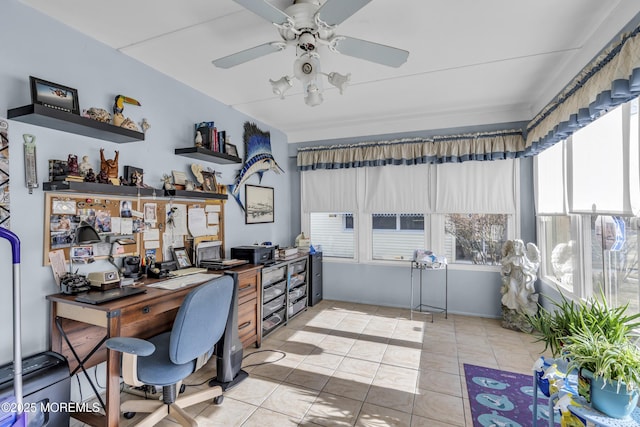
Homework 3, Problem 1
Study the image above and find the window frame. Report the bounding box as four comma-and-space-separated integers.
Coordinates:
302, 161, 520, 269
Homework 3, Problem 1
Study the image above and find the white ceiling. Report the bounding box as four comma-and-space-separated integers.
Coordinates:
20, 0, 640, 143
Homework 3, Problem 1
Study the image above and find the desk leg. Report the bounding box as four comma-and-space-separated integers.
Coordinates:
55, 317, 106, 411
106, 313, 122, 427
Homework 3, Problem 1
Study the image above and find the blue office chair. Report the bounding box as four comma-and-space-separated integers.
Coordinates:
106, 276, 234, 427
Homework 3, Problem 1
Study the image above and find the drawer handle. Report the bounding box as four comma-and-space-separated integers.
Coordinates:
239, 284, 252, 291
239, 321, 252, 330
142, 306, 150, 314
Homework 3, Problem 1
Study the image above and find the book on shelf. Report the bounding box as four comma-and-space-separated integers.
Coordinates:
195, 121, 214, 150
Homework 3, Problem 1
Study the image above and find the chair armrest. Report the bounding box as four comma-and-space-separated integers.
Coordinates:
106, 337, 155, 356
106, 337, 155, 387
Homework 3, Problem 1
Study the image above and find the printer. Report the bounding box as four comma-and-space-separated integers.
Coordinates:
231, 245, 276, 265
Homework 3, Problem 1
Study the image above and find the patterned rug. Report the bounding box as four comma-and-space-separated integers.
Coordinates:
464, 364, 561, 427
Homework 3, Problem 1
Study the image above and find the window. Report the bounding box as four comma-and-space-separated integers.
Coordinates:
371, 214, 425, 260
586, 215, 639, 315
444, 214, 509, 265
538, 216, 575, 292
535, 97, 640, 312
309, 213, 355, 259
303, 160, 519, 266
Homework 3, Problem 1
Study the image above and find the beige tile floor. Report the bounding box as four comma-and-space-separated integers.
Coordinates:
73, 300, 549, 426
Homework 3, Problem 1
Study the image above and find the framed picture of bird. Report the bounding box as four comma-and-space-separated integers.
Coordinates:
29, 76, 80, 115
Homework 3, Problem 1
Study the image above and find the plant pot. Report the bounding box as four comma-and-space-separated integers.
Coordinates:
582, 369, 639, 418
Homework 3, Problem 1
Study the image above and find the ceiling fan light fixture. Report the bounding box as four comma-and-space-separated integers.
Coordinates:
293, 53, 320, 84
327, 72, 351, 94
305, 83, 323, 106
269, 76, 293, 99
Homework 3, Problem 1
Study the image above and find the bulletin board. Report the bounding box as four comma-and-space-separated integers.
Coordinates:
43, 192, 225, 267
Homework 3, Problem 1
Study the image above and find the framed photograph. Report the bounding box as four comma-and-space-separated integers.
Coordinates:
245, 184, 274, 224
225, 143, 239, 158
201, 171, 217, 192
29, 76, 80, 115
124, 166, 143, 186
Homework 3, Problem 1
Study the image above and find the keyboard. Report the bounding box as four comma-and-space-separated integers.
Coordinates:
148, 273, 221, 290
169, 267, 208, 277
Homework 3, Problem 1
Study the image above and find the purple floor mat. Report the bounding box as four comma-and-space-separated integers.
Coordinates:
463, 363, 560, 427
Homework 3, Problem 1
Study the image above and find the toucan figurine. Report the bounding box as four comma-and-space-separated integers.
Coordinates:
113, 95, 141, 127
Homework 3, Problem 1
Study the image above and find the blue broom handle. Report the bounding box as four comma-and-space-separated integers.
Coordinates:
0, 227, 24, 413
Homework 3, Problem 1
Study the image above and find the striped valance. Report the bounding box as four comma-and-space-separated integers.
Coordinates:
297, 129, 525, 171
526, 23, 640, 153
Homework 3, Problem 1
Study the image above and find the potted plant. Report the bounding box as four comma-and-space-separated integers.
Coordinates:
563, 329, 640, 418
525, 290, 640, 357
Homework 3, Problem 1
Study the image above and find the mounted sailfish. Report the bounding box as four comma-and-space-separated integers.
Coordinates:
229, 122, 284, 210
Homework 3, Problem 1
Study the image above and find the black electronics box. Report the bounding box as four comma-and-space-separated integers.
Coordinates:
231, 245, 275, 265
0, 351, 70, 427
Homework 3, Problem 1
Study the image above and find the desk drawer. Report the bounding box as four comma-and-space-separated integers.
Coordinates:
237, 273, 258, 305
238, 299, 258, 347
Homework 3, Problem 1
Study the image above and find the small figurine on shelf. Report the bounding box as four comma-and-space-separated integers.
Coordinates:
140, 118, 150, 133
119, 176, 129, 186
131, 170, 143, 187
84, 168, 96, 183
97, 169, 110, 184
195, 131, 203, 148
67, 154, 80, 176
78, 155, 92, 177
100, 149, 119, 179
113, 95, 141, 128
83, 107, 111, 123
162, 174, 174, 190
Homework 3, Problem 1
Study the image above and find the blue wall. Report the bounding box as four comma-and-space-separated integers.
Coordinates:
0, 1, 294, 364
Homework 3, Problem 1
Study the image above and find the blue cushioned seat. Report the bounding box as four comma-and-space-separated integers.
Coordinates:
106, 275, 234, 427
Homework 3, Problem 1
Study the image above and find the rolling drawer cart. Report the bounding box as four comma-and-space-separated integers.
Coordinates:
410, 258, 448, 322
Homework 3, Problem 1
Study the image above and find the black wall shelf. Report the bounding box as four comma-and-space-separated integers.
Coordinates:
43, 181, 158, 196
174, 147, 241, 164
43, 182, 227, 200
164, 189, 228, 200
8, 104, 145, 143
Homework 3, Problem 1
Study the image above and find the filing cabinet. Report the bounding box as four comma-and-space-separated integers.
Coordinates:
308, 252, 323, 307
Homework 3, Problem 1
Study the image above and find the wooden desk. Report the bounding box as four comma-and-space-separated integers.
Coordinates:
46, 268, 258, 427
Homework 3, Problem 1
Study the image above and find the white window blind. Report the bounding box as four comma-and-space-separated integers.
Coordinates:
568, 104, 631, 215
301, 168, 358, 213
435, 159, 516, 214
534, 141, 566, 215
363, 164, 431, 213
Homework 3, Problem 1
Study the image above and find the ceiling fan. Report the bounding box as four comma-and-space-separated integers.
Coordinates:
212, 0, 409, 106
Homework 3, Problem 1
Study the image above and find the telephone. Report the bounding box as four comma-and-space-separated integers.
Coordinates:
60, 273, 91, 295
123, 255, 142, 280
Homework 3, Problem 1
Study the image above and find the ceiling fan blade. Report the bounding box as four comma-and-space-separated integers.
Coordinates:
331, 36, 409, 67
213, 42, 286, 69
233, 0, 291, 25
316, 0, 372, 25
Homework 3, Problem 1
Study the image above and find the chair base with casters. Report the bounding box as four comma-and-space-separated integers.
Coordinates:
106, 276, 235, 426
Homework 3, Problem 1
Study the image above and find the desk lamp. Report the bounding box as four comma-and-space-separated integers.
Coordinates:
60, 221, 101, 294
107, 235, 136, 279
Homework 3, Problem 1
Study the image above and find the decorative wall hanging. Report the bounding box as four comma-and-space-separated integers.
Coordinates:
229, 122, 283, 210
0, 119, 8, 228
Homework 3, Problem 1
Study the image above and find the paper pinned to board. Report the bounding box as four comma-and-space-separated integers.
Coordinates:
205, 205, 221, 213
188, 207, 208, 237
207, 212, 219, 225
48, 249, 67, 286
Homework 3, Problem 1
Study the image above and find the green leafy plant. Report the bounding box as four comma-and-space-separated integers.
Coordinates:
525, 289, 640, 357
563, 329, 640, 393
